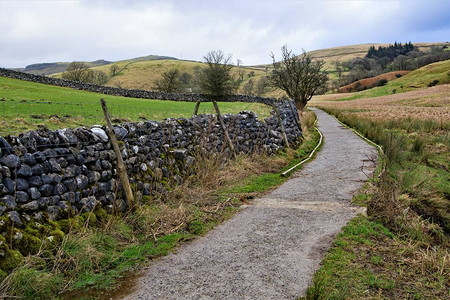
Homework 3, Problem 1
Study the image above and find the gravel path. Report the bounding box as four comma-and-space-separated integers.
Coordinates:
119, 108, 377, 300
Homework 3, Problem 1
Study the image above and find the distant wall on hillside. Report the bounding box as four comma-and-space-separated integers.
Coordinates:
0, 68, 274, 105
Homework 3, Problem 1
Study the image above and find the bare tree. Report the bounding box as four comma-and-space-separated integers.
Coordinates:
154, 69, 181, 93
199, 50, 234, 99
62, 61, 92, 82
269, 45, 328, 112
179, 72, 192, 85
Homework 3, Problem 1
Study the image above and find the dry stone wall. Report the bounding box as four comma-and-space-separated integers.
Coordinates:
0, 68, 274, 105
0, 100, 301, 232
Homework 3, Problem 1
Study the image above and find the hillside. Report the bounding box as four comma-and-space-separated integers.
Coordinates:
19, 55, 177, 76
313, 59, 450, 101
338, 71, 411, 93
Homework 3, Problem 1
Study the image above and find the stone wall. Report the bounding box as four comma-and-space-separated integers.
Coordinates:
0, 68, 274, 105
0, 100, 301, 233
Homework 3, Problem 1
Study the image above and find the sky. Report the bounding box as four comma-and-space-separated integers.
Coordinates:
0, 0, 449, 68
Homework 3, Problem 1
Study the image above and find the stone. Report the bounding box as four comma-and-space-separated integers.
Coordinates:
47, 206, 61, 220
0, 136, 12, 156
16, 163, 32, 177
8, 211, 22, 226
174, 149, 187, 160
38, 197, 49, 208
21, 153, 36, 166
75, 175, 89, 190
61, 192, 77, 204
0, 205, 5, 216
38, 184, 54, 197
0, 184, 8, 196
54, 183, 67, 195
41, 174, 53, 184
1, 195, 16, 210
28, 175, 43, 187
78, 196, 96, 212
63, 179, 77, 192
86, 171, 101, 184
31, 164, 44, 175
48, 196, 60, 205
3, 178, 15, 193
21, 200, 39, 211
27, 187, 41, 200
32, 212, 44, 221
15, 191, 29, 203
33, 151, 46, 163
91, 127, 109, 141
1, 154, 21, 169
48, 158, 62, 173
16, 178, 29, 191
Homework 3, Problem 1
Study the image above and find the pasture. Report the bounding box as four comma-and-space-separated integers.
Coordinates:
0, 76, 271, 135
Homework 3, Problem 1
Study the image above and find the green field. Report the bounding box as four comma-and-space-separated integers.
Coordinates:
0, 76, 271, 136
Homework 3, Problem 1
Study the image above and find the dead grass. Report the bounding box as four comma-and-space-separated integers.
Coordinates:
338, 71, 410, 93
312, 84, 450, 121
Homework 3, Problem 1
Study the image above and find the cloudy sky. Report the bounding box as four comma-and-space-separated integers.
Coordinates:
0, 0, 449, 68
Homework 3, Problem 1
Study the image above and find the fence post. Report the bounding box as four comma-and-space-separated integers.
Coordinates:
212, 101, 236, 159
273, 102, 290, 148
100, 99, 134, 210
193, 100, 201, 116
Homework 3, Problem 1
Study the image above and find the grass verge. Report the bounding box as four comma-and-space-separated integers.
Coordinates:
302, 107, 449, 299
0, 110, 321, 300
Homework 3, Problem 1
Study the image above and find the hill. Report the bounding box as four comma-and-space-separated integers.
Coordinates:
313, 59, 450, 101
19, 55, 177, 76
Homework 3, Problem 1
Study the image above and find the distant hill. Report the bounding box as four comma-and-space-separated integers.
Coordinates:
19, 55, 177, 76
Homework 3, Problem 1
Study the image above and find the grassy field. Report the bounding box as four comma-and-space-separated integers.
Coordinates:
0, 76, 271, 136
307, 82, 449, 299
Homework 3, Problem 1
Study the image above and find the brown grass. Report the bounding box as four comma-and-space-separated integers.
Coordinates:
338, 71, 410, 93
312, 84, 450, 121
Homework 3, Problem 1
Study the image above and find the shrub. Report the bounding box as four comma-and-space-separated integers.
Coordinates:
427, 80, 439, 87
376, 79, 388, 87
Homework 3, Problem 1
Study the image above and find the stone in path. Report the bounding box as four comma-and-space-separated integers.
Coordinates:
119, 108, 377, 300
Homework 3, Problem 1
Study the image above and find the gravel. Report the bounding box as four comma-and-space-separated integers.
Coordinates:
118, 108, 377, 300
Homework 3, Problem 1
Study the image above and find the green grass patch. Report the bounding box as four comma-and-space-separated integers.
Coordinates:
0, 76, 271, 135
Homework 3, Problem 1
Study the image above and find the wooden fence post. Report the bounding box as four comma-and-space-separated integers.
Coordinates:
212, 101, 236, 159
273, 102, 290, 148
193, 100, 201, 116
100, 99, 134, 210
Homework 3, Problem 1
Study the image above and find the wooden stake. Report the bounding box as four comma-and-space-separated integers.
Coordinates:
100, 99, 134, 210
193, 100, 201, 116
273, 102, 290, 148
212, 101, 236, 158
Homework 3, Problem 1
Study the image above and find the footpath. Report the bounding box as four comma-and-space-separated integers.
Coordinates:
118, 108, 377, 300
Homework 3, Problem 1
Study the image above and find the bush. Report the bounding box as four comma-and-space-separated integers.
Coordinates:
376, 79, 388, 87
427, 80, 439, 87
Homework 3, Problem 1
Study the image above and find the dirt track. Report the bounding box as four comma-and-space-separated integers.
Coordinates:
118, 108, 377, 300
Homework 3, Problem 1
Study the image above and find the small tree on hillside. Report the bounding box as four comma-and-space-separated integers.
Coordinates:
199, 50, 234, 99
62, 61, 92, 82
154, 69, 181, 93
269, 46, 328, 112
